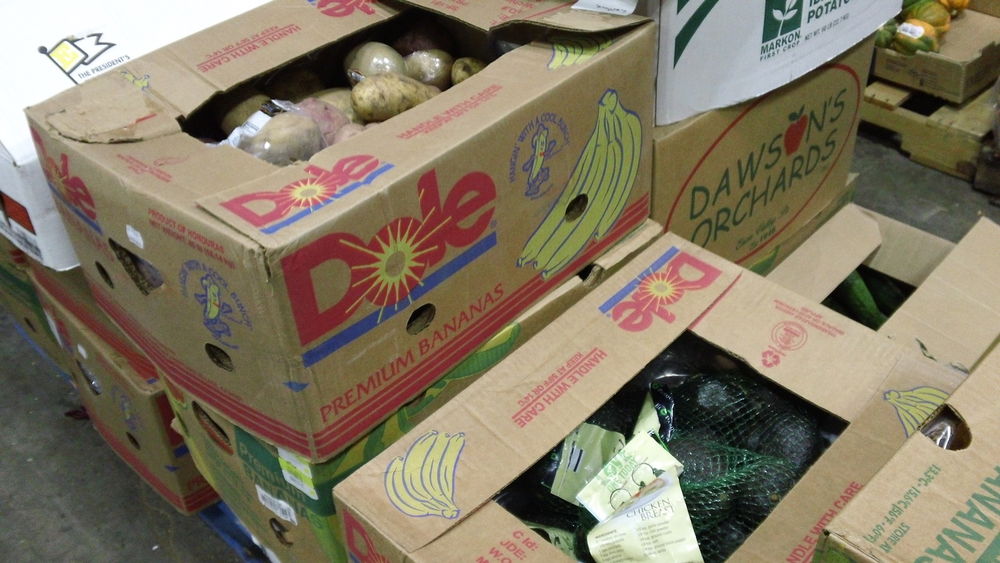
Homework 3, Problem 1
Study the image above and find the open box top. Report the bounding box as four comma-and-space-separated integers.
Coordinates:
768, 203, 1000, 371
333, 231, 964, 559
817, 339, 1000, 561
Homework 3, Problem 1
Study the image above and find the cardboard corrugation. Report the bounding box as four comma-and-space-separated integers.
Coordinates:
26, 1, 656, 462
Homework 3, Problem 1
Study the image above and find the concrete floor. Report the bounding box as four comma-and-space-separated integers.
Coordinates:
0, 125, 998, 563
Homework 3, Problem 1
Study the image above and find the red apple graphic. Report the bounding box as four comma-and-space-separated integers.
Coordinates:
784, 106, 807, 155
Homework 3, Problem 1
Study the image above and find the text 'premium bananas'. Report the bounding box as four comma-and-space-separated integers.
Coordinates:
518, 89, 642, 279
384, 430, 466, 519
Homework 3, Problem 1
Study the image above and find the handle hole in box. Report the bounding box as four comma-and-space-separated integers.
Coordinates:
406, 304, 436, 335
126, 432, 141, 450
108, 238, 163, 295
205, 343, 234, 372
95, 261, 114, 289
564, 194, 588, 222
76, 360, 102, 395
922, 404, 971, 451
193, 401, 232, 454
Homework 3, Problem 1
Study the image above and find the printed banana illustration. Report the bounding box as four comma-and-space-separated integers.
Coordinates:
883, 386, 950, 437
518, 89, 642, 279
548, 35, 613, 69
384, 430, 466, 519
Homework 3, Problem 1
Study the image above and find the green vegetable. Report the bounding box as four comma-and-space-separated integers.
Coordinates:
857, 266, 911, 317
830, 270, 889, 329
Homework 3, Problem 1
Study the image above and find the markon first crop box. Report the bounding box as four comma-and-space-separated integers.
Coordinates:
653, 0, 898, 124
651, 37, 873, 273
816, 343, 1000, 561
31, 265, 217, 514
0, 0, 269, 270
334, 232, 965, 562
26, 0, 656, 462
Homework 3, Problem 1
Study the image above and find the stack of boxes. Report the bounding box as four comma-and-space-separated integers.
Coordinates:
4, 1, 999, 562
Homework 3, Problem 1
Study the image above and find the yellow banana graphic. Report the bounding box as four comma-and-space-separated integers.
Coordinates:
883, 386, 950, 437
518, 89, 642, 279
548, 35, 613, 69
384, 430, 466, 519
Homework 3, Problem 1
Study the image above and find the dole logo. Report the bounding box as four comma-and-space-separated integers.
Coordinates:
220, 155, 391, 233
600, 248, 721, 332
282, 168, 496, 346
30, 128, 100, 233
343, 509, 390, 563
312, 0, 376, 17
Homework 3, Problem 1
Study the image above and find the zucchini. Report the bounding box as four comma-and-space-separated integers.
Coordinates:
831, 270, 889, 330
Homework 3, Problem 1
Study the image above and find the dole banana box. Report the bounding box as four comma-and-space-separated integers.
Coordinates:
30, 265, 217, 514
0, 0, 270, 270
816, 343, 1000, 561
769, 203, 1000, 372
651, 36, 873, 274
25, 1, 656, 462
0, 237, 73, 378
334, 232, 964, 562
165, 220, 663, 563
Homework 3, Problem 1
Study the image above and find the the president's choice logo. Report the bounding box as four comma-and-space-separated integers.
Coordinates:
38, 33, 129, 84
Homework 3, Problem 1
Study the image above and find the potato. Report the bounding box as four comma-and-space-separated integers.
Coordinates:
404, 49, 454, 90
451, 57, 486, 86
392, 16, 455, 56
214, 85, 270, 136
344, 42, 406, 85
351, 72, 440, 122
263, 66, 326, 103
296, 97, 350, 145
311, 87, 363, 124
332, 122, 365, 145
242, 112, 325, 166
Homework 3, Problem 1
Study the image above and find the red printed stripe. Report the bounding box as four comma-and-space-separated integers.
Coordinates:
33, 269, 159, 385
89, 285, 311, 451
313, 197, 650, 454
90, 415, 218, 513
89, 195, 649, 459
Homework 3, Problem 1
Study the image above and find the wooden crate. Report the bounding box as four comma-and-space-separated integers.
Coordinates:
861, 80, 996, 181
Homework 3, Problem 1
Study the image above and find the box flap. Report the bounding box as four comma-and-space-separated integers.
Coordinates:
695, 265, 904, 424
879, 218, 1000, 371
767, 203, 882, 302
859, 209, 954, 288
334, 233, 742, 553
398, 0, 649, 33
0, 0, 270, 165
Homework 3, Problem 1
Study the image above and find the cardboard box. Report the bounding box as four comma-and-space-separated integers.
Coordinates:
816, 342, 1000, 561
652, 0, 897, 125
0, 0, 270, 270
30, 265, 217, 515
0, 237, 73, 378
333, 232, 965, 562
768, 203, 1000, 372
872, 7, 1000, 104
652, 37, 872, 272
26, 2, 656, 461
166, 220, 662, 563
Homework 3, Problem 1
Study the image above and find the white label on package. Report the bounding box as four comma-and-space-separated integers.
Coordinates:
76, 344, 88, 360
897, 22, 926, 39
277, 447, 319, 500
125, 224, 144, 249
573, 0, 639, 15
43, 310, 63, 348
255, 484, 298, 525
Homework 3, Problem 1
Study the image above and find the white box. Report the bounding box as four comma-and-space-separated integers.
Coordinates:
654, 0, 900, 125
0, 0, 269, 270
